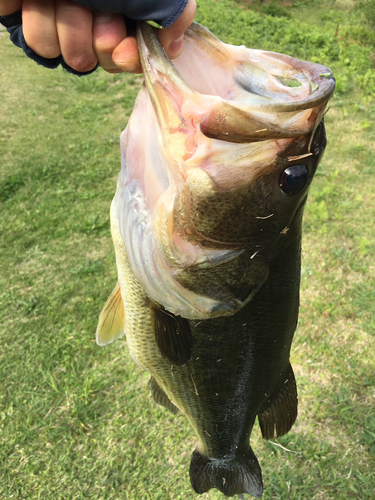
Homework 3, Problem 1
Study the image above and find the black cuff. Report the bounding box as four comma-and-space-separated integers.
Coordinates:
0, 11, 98, 76
0, 10, 22, 28
70, 0, 188, 28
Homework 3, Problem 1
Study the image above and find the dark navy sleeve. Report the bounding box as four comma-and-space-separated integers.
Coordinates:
72, 0, 188, 28
0, 1, 188, 75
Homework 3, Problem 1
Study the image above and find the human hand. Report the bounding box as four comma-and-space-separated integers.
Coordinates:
0, 0, 196, 74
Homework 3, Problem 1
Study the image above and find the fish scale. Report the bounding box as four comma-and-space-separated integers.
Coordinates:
96, 22, 335, 498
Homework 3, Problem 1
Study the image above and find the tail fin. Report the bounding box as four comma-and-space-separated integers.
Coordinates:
189, 448, 263, 498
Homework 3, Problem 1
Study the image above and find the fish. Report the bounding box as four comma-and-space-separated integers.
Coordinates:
96, 22, 335, 498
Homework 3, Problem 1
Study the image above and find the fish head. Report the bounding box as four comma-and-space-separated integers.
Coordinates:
115, 22, 335, 319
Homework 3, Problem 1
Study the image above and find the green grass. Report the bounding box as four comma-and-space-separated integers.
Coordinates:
1, 1, 375, 498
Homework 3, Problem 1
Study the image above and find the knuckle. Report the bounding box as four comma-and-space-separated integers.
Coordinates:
0, 0, 22, 16
25, 35, 60, 59
64, 54, 97, 72
34, 44, 60, 60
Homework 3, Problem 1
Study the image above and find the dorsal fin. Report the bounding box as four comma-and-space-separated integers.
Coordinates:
96, 282, 125, 346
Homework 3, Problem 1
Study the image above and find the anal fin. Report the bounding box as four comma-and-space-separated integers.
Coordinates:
150, 303, 193, 366
96, 282, 125, 346
258, 363, 298, 439
149, 377, 179, 415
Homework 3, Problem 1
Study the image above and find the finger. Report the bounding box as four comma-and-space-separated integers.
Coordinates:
56, 0, 97, 73
158, 0, 196, 59
112, 36, 142, 74
92, 12, 127, 73
22, 0, 60, 59
0, 0, 22, 16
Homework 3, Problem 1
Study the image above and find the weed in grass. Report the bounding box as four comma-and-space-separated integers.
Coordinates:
0, 174, 24, 202
361, 416, 375, 456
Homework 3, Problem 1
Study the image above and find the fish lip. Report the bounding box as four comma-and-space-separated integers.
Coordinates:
137, 21, 335, 114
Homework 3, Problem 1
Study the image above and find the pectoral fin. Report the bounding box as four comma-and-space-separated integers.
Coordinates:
96, 282, 125, 346
150, 303, 193, 366
258, 363, 298, 439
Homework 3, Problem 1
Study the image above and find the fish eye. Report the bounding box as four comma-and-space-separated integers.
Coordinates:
279, 164, 309, 196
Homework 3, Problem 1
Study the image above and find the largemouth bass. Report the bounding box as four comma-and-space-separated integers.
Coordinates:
96, 22, 335, 497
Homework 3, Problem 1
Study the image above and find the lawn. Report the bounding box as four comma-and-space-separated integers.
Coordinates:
0, 1, 374, 499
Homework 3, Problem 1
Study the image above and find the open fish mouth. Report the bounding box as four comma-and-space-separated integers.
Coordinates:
139, 22, 334, 144
113, 22, 335, 320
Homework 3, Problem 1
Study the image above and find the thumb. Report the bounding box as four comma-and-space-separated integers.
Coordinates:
158, 0, 196, 59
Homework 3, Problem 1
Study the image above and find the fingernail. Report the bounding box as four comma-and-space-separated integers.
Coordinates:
168, 34, 184, 58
